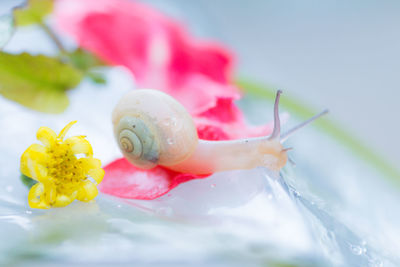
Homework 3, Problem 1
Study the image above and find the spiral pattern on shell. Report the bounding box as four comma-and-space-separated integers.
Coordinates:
115, 116, 160, 169
120, 136, 133, 152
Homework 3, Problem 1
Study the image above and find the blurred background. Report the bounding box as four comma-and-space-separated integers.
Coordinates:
2, 0, 400, 167
147, 0, 400, 168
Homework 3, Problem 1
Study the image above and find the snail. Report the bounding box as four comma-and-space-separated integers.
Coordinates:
112, 89, 327, 174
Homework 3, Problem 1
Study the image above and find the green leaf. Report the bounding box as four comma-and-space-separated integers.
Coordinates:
14, 0, 53, 26
0, 14, 15, 49
68, 48, 108, 85
0, 52, 83, 113
236, 78, 400, 185
20, 174, 37, 189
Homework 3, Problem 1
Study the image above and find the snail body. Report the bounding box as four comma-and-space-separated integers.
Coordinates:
112, 89, 326, 174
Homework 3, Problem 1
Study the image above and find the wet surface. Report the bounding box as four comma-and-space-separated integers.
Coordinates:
0, 69, 399, 266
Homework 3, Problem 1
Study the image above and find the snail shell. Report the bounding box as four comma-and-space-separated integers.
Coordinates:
112, 89, 199, 169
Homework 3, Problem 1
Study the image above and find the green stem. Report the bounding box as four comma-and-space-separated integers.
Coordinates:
39, 22, 66, 54
236, 78, 400, 186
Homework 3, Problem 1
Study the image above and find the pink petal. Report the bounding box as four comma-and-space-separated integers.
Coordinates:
55, 0, 157, 79
168, 34, 234, 86
100, 158, 210, 200
55, 0, 244, 117
166, 74, 240, 115
195, 97, 274, 140
198, 97, 243, 123
196, 123, 231, 141
195, 117, 273, 141
55, 0, 234, 90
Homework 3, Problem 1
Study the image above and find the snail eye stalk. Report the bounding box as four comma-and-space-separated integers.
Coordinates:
280, 109, 329, 142
268, 90, 282, 140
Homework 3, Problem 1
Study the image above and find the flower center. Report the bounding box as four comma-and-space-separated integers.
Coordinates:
46, 141, 85, 193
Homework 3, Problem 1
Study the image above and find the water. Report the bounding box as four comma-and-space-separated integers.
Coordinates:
0, 67, 399, 266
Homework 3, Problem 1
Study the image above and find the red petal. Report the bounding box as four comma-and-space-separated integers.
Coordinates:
100, 158, 210, 200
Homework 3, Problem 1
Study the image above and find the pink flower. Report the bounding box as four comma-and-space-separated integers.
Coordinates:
55, 0, 238, 115
55, 0, 276, 199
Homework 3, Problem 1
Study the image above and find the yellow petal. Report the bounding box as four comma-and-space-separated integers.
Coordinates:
79, 158, 104, 184
21, 145, 49, 183
28, 183, 50, 209
20, 144, 47, 180
37, 127, 57, 147
33, 163, 52, 185
88, 168, 105, 184
44, 183, 57, 205
77, 180, 98, 202
64, 136, 93, 156
79, 157, 101, 169
53, 193, 75, 208
58, 120, 77, 140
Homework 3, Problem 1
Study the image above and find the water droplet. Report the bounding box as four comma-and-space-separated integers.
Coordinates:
163, 117, 178, 127
167, 138, 174, 145
292, 190, 301, 197
170, 117, 178, 127
350, 244, 363, 255
5, 185, 13, 192
25, 210, 32, 214
370, 258, 383, 267
210, 184, 216, 188
117, 204, 122, 208
267, 194, 273, 200
362, 247, 367, 254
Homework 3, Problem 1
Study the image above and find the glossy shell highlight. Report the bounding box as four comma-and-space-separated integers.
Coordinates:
112, 89, 199, 169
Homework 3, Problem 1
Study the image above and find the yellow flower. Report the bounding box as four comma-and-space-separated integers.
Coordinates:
20, 121, 105, 209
